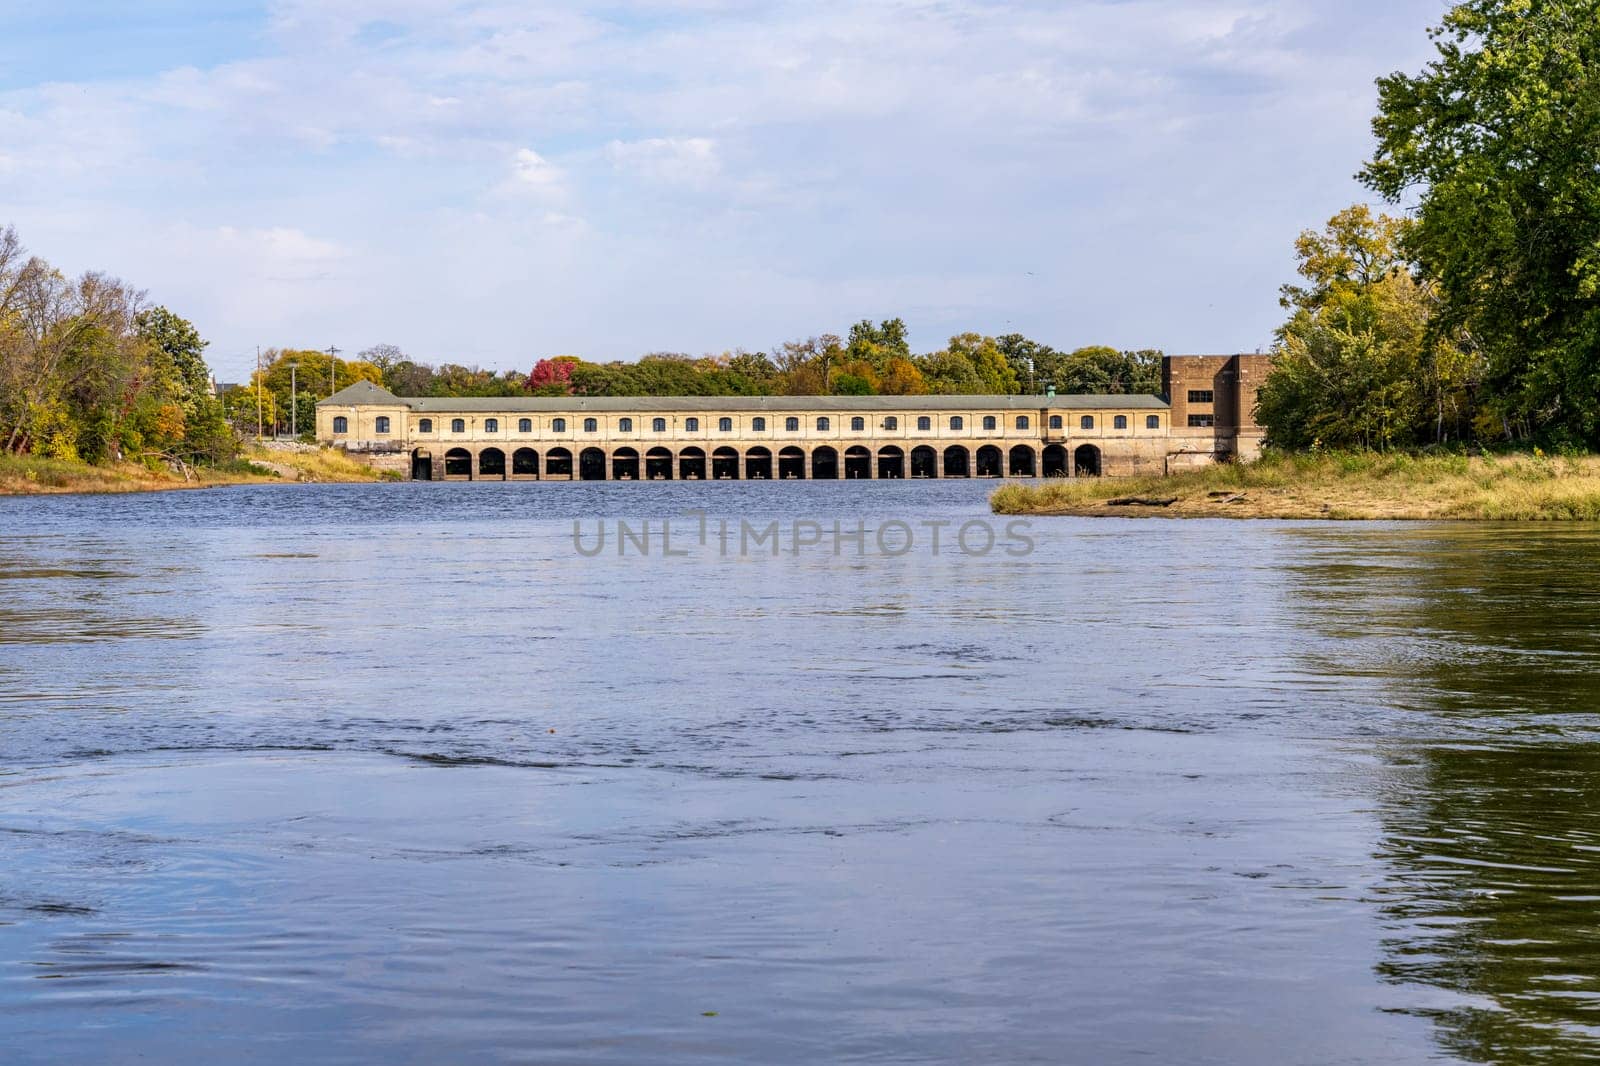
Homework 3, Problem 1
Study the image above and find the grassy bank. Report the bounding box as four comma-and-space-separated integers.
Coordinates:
0, 446, 390, 496
991, 451, 1600, 521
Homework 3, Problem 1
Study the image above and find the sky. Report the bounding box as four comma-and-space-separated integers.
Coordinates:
0, 0, 1447, 382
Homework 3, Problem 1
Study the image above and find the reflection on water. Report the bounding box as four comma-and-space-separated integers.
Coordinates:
1, 484, 1599, 1063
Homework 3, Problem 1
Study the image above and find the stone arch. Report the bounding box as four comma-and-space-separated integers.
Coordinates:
942, 445, 970, 478
877, 445, 905, 480
646, 447, 674, 480
910, 445, 938, 479
811, 446, 839, 480
778, 446, 806, 480
1042, 444, 1068, 478
712, 446, 741, 480
479, 447, 507, 480
411, 448, 434, 481
579, 447, 608, 481
444, 447, 473, 480
844, 446, 872, 480
745, 446, 773, 480
545, 447, 573, 479
975, 445, 1004, 478
512, 448, 539, 479
1074, 444, 1102, 478
1007, 445, 1036, 478
679, 446, 707, 480
612, 447, 640, 480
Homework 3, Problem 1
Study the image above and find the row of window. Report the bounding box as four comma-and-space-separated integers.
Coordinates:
1187, 390, 1214, 404
340, 413, 1166, 435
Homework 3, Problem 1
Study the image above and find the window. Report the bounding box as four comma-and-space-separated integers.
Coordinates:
584, 418, 598, 433
375, 416, 390, 434
786, 416, 800, 432
1147, 415, 1160, 429
817, 417, 831, 431
850, 416, 864, 432
1188, 414, 1215, 428
1080, 416, 1095, 430
1114, 415, 1128, 430
452, 418, 466, 433
686, 417, 699, 432
419, 418, 433, 433
485, 418, 499, 433
1049, 415, 1062, 430
982, 416, 997, 431
950, 416, 964, 430
917, 416, 931, 431
519, 418, 533, 433
719, 417, 733, 432
552, 418, 567, 433
1016, 415, 1029, 430
1187, 390, 1214, 404
618, 417, 633, 432
333, 416, 348, 434
884, 416, 898, 431
653, 417, 667, 433
753, 417, 767, 432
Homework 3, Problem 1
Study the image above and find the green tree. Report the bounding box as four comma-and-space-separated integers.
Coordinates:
1363, 0, 1600, 444
1257, 205, 1476, 450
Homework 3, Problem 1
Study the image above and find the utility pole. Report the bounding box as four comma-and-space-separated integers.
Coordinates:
327, 345, 341, 396
289, 360, 299, 439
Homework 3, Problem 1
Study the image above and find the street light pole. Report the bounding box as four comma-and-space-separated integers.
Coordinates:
327, 345, 341, 396
289, 361, 299, 439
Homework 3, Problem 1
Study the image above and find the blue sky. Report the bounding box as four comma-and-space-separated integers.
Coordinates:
0, 0, 1446, 381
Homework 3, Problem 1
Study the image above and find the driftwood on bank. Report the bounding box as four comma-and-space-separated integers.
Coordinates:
1107, 496, 1179, 508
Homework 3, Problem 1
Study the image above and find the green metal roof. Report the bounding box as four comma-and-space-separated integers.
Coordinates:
323, 391, 1169, 412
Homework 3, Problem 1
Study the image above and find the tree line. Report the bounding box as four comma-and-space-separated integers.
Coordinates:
1258, 0, 1600, 451
0, 227, 233, 464
227, 327, 1166, 440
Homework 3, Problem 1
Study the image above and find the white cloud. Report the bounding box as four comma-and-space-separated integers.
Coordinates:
509, 148, 563, 191
604, 137, 720, 186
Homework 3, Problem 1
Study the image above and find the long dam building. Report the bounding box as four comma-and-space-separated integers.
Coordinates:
316, 354, 1270, 481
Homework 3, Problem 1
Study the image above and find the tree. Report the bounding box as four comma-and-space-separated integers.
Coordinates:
1363, 0, 1600, 444
527, 357, 577, 394
1256, 205, 1476, 450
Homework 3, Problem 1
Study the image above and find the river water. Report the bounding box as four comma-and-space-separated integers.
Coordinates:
2, 481, 1599, 1064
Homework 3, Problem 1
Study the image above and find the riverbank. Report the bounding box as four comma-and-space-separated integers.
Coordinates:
991, 451, 1600, 521
0, 446, 390, 495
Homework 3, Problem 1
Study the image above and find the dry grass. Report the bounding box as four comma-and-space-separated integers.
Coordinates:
990, 451, 1600, 521
0, 446, 389, 496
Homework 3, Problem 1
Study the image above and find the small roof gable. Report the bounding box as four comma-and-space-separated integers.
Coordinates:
317, 379, 403, 406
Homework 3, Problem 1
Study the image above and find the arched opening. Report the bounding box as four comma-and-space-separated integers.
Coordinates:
910, 446, 938, 479
1042, 444, 1069, 478
745, 446, 773, 480
579, 447, 608, 481
712, 447, 740, 480
975, 445, 1004, 478
679, 447, 707, 481
844, 446, 872, 480
479, 447, 507, 480
942, 446, 970, 478
877, 446, 905, 480
811, 446, 839, 480
545, 447, 573, 479
645, 447, 674, 480
444, 447, 473, 480
512, 448, 539, 479
411, 448, 433, 481
778, 446, 806, 480
612, 447, 640, 480
1007, 445, 1036, 478
1074, 444, 1102, 478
